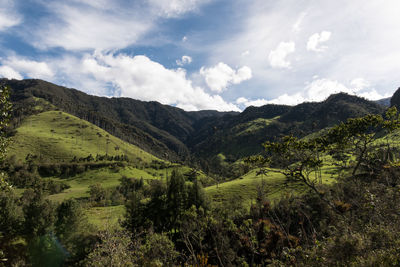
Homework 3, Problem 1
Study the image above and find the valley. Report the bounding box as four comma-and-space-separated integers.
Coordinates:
2, 79, 400, 266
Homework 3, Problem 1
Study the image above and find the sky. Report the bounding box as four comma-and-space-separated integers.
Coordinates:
0, 0, 399, 111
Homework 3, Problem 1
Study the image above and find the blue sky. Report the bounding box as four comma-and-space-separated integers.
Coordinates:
0, 0, 399, 111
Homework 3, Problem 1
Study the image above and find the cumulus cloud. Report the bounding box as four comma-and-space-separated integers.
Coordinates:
75, 52, 239, 111
176, 55, 192, 66
350, 78, 370, 92
0, 57, 54, 79
0, 0, 21, 31
236, 77, 390, 108
268, 41, 295, 69
200, 62, 252, 92
304, 78, 351, 101
236, 92, 304, 108
0, 66, 23, 79
307, 31, 332, 52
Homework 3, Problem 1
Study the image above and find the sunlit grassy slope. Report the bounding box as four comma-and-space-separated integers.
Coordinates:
206, 157, 338, 207
232, 117, 278, 137
7, 110, 211, 229
85, 205, 125, 230
47, 166, 156, 202
8, 110, 158, 163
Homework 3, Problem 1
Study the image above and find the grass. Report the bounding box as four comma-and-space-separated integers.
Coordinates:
233, 117, 278, 137
206, 161, 338, 207
8, 110, 158, 163
47, 166, 158, 202
85, 205, 125, 230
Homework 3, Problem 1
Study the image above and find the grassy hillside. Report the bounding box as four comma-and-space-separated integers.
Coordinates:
47, 166, 156, 202
8, 110, 158, 163
206, 164, 337, 207
7, 110, 214, 209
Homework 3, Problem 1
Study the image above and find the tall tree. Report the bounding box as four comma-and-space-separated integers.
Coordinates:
166, 169, 187, 231
0, 85, 12, 189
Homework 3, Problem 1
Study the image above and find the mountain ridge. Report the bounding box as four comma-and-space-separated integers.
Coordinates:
1, 78, 388, 168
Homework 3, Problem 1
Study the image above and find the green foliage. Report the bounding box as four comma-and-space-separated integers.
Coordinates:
89, 183, 107, 204
84, 230, 135, 267
27, 234, 67, 267
0, 85, 11, 161
84, 230, 178, 267
0, 189, 23, 260
0, 85, 11, 190
22, 189, 57, 240
123, 169, 209, 234
256, 107, 400, 197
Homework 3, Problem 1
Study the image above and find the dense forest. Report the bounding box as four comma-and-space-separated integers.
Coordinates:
1, 81, 400, 266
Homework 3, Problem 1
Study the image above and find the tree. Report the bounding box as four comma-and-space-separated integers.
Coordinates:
0, 85, 12, 189
250, 107, 400, 211
166, 169, 187, 232
0, 85, 15, 263
55, 199, 95, 263
89, 183, 107, 205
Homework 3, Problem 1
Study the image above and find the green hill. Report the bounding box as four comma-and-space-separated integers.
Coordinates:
9, 110, 157, 163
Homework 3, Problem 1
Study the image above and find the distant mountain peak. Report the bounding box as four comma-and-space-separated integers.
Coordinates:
390, 87, 400, 108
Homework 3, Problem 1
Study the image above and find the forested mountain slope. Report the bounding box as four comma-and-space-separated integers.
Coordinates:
1, 78, 387, 166
3, 78, 238, 161
191, 93, 385, 159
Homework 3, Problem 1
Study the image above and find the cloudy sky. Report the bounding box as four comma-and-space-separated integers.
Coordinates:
0, 0, 399, 111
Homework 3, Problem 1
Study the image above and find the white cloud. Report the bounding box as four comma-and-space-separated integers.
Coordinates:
350, 78, 370, 92
73, 52, 239, 111
237, 77, 390, 108
148, 0, 211, 18
268, 41, 295, 69
1, 57, 54, 79
207, 1, 400, 103
236, 97, 268, 107
235, 97, 248, 104
304, 78, 351, 102
69, 0, 109, 9
292, 12, 307, 33
176, 55, 192, 66
268, 78, 381, 104
30, 0, 211, 51
241, 50, 250, 57
0, 0, 21, 31
200, 62, 252, 92
33, 2, 151, 51
0, 66, 22, 80
307, 31, 332, 52
236, 92, 305, 108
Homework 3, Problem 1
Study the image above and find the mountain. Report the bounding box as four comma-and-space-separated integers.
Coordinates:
375, 97, 391, 107
1, 78, 387, 168
190, 93, 386, 159
390, 87, 400, 109
3, 78, 239, 162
